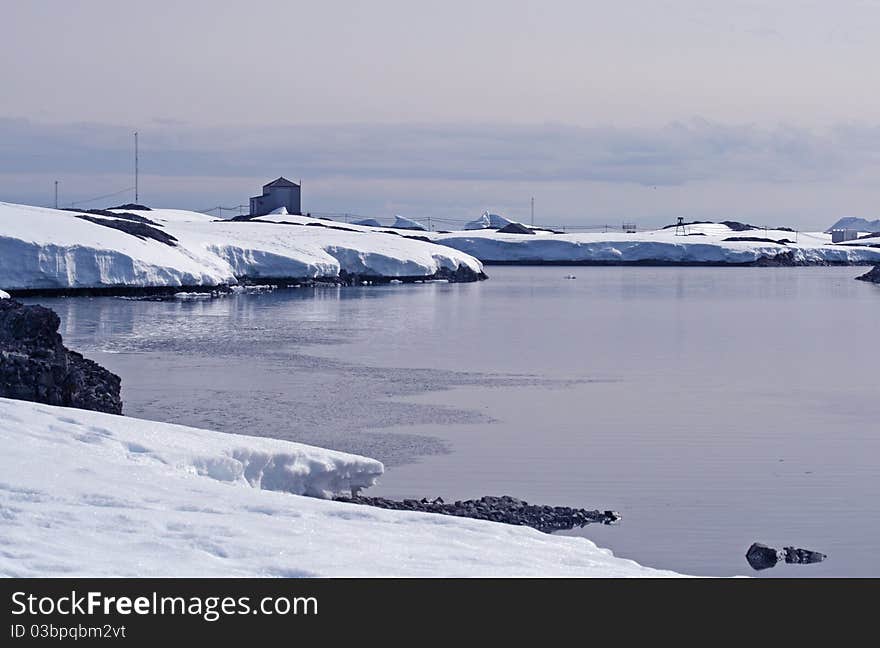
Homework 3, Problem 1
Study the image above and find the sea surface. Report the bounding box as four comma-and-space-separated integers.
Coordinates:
24, 266, 880, 577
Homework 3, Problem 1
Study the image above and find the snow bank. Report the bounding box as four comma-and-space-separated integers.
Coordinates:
432, 223, 880, 265
0, 397, 382, 500
837, 234, 880, 248
0, 290, 9, 299
0, 397, 683, 577
0, 202, 483, 290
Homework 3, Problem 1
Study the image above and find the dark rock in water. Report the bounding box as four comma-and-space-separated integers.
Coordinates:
783, 546, 827, 565
0, 299, 122, 414
334, 494, 620, 532
746, 543, 781, 570
855, 265, 880, 283
746, 542, 826, 571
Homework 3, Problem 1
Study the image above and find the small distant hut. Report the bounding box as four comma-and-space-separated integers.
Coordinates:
249, 177, 301, 216
831, 228, 859, 243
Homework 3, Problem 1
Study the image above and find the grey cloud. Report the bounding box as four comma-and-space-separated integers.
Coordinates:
0, 118, 872, 189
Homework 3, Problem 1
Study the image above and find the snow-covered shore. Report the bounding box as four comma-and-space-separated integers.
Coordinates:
428, 223, 880, 266
255, 215, 880, 266
0, 203, 484, 292
0, 397, 683, 577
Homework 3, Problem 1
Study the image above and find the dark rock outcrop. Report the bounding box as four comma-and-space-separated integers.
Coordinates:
720, 220, 761, 232
724, 236, 794, 245
334, 494, 620, 532
433, 265, 488, 283
109, 203, 152, 211
0, 299, 122, 413
661, 219, 712, 230
74, 214, 178, 247
496, 223, 536, 235
856, 265, 880, 283
64, 208, 160, 226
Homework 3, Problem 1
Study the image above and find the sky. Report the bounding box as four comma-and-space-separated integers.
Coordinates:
2, 0, 880, 229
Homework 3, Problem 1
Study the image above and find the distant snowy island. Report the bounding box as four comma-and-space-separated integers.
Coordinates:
432, 225, 880, 266
255, 213, 880, 267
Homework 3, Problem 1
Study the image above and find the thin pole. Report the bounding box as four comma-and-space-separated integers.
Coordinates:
54, 180, 58, 209
134, 131, 139, 203
530, 197, 534, 226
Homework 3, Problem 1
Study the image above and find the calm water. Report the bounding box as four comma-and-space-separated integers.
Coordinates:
24, 267, 880, 577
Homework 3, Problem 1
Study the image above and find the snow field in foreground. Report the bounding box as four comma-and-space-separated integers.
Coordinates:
0, 398, 685, 577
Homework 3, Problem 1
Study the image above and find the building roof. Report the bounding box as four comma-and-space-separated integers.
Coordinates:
263, 177, 300, 189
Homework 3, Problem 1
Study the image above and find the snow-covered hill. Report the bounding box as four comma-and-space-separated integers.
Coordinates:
826, 216, 880, 234
0, 203, 484, 291
0, 397, 683, 577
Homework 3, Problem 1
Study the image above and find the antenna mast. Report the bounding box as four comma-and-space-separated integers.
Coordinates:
54, 180, 58, 209
134, 131, 139, 203
530, 196, 534, 226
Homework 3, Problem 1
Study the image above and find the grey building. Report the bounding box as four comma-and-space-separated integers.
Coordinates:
831, 228, 859, 243
249, 177, 302, 216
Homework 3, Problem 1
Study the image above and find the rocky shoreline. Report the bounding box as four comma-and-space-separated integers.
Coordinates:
856, 265, 880, 283
478, 256, 871, 267
2, 265, 487, 298
0, 299, 122, 413
334, 495, 620, 532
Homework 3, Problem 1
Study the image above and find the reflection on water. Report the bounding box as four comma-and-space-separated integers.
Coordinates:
23, 267, 880, 577
34, 284, 580, 466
